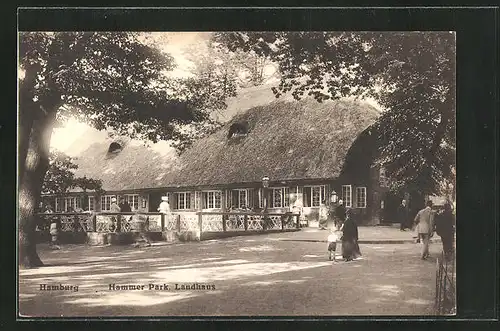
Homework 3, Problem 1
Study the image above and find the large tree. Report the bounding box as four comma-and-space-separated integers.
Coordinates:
18, 32, 230, 267
214, 32, 456, 207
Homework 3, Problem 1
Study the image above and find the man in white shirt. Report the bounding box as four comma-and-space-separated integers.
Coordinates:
413, 200, 436, 260
109, 197, 121, 232
158, 196, 172, 216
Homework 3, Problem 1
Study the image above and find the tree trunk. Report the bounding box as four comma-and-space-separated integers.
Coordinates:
18, 65, 40, 183
19, 109, 56, 268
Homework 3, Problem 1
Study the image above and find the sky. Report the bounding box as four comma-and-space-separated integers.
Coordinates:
51, 32, 208, 152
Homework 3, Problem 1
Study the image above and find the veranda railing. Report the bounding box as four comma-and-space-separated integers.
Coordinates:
36, 211, 301, 235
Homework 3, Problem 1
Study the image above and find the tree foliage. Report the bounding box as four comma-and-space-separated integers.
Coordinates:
186, 37, 279, 90
168, 35, 279, 154
18, 32, 233, 267
214, 31, 456, 196
42, 150, 103, 195
19, 32, 232, 144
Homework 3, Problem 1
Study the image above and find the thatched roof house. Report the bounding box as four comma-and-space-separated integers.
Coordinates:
68, 136, 178, 192
47, 96, 388, 225
160, 98, 379, 188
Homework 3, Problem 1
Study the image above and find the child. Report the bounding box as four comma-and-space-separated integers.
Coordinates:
49, 218, 60, 250
327, 225, 340, 262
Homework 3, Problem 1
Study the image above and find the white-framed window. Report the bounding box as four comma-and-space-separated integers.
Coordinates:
202, 191, 222, 209
55, 197, 82, 212
230, 189, 248, 209
356, 187, 367, 208
55, 197, 63, 212
125, 194, 139, 210
100, 195, 116, 211
87, 196, 95, 211
303, 185, 326, 207
175, 192, 192, 210
270, 187, 290, 208
342, 185, 352, 208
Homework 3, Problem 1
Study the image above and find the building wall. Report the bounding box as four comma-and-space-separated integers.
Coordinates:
41, 178, 375, 225
41, 174, 376, 225
155, 180, 373, 225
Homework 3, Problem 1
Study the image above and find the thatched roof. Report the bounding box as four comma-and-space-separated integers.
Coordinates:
158, 98, 380, 187
61, 84, 292, 192
64, 94, 379, 192
69, 134, 178, 192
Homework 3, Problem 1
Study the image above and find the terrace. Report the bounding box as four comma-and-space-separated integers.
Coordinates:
37, 211, 302, 245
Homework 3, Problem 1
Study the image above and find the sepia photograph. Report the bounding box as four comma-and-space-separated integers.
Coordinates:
18, 29, 456, 317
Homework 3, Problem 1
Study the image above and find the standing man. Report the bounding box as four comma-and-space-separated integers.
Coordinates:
43, 204, 54, 231
158, 196, 172, 219
119, 197, 132, 213
291, 196, 304, 227
397, 200, 410, 231
109, 196, 121, 232
413, 200, 435, 260
435, 202, 455, 261
119, 197, 133, 233
335, 199, 346, 227
110, 197, 121, 212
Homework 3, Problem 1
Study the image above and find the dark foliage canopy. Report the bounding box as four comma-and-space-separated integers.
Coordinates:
214, 32, 456, 195
42, 150, 103, 195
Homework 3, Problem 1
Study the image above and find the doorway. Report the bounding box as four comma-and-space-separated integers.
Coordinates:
148, 192, 164, 212
382, 191, 402, 224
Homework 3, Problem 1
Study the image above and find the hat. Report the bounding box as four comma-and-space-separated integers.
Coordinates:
161, 196, 169, 201
111, 197, 117, 202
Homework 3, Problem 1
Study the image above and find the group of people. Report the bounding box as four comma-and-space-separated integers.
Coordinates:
322, 197, 455, 263
318, 199, 346, 230
412, 200, 455, 261
41, 201, 93, 249
39, 196, 172, 249
320, 200, 361, 262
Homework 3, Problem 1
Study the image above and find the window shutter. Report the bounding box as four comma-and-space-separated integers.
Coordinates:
303, 187, 311, 207
248, 188, 254, 209
187, 192, 192, 209
169, 193, 177, 210
227, 190, 233, 209
202, 192, 207, 209
194, 191, 201, 210
353, 187, 358, 208
258, 188, 262, 208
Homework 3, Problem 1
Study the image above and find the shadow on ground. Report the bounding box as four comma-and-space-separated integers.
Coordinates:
19, 236, 441, 317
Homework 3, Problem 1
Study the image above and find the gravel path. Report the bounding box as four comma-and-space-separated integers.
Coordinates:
19, 232, 440, 317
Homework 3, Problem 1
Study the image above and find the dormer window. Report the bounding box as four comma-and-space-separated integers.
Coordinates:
227, 121, 249, 139
108, 142, 123, 154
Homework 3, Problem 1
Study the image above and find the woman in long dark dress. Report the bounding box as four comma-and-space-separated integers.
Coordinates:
341, 209, 358, 261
